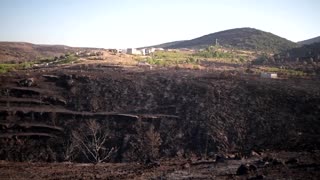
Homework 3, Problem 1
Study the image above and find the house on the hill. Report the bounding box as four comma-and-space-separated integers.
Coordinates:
127, 48, 141, 55
140, 49, 146, 55
145, 48, 155, 55
261, 72, 277, 79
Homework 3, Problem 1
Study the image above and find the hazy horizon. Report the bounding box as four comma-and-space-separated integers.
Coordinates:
1, 0, 320, 48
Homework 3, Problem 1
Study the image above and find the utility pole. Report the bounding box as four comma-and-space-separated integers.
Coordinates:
215, 39, 218, 46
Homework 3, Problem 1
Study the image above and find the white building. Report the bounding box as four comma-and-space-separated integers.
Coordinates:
140, 49, 146, 55
127, 48, 141, 55
261, 72, 277, 79
155, 48, 164, 51
145, 48, 156, 55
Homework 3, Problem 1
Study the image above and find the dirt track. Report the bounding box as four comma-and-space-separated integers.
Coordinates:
0, 151, 319, 179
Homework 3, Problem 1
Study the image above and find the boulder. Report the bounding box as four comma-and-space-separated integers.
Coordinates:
285, 158, 298, 165
236, 164, 249, 175
18, 78, 35, 87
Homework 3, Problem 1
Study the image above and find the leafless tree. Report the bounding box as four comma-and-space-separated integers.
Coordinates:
144, 125, 161, 160
63, 138, 79, 162
71, 120, 117, 163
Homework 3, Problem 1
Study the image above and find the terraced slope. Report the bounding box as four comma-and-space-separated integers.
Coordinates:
0, 64, 319, 163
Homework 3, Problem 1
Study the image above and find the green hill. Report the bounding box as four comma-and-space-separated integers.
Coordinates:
140, 40, 186, 49
280, 42, 320, 60
298, 36, 320, 45
149, 28, 297, 53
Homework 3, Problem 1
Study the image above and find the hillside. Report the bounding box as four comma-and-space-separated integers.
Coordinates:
0, 42, 101, 62
298, 36, 320, 45
149, 28, 297, 53
1, 63, 320, 178
280, 42, 320, 59
140, 40, 186, 49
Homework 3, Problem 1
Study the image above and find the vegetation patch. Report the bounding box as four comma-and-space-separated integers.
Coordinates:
0, 62, 34, 73
37, 54, 79, 65
138, 51, 200, 67
56, 54, 79, 64
194, 46, 250, 64
0, 53, 80, 74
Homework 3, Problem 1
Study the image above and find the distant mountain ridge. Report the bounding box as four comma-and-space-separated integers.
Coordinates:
281, 42, 320, 59
0, 42, 102, 62
298, 36, 320, 45
140, 40, 186, 49
146, 28, 297, 53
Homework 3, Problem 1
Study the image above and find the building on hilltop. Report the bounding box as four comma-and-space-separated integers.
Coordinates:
127, 48, 141, 55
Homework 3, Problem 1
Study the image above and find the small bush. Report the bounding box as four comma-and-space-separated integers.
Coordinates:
141, 51, 199, 67
0, 61, 34, 73
252, 54, 269, 65
56, 54, 78, 64
0, 64, 16, 73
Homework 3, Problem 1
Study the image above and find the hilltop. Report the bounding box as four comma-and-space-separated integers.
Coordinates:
298, 36, 320, 45
148, 28, 297, 53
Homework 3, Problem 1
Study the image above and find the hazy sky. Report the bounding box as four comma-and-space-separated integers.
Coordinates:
1, 0, 319, 48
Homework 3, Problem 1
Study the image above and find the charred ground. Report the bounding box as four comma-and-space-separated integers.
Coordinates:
0, 62, 319, 179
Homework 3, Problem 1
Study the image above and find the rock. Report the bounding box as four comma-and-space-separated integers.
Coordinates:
234, 154, 242, 160
147, 161, 160, 168
255, 159, 265, 168
251, 150, 261, 157
42, 75, 59, 81
236, 164, 249, 175
262, 156, 272, 162
246, 68, 255, 74
271, 159, 283, 166
226, 153, 237, 159
182, 162, 191, 169
215, 155, 225, 163
18, 78, 35, 87
262, 156, 283, 166
249, 164, 257, 172
248, 175, 264, 180
66, 79, 74, 87
285, 158, 298, 165
145, 158, 160, 167
95, 174, 102, 179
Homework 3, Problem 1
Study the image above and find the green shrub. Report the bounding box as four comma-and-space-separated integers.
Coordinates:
0, 64, 16, 73
142, 51, 199, 67
252, 54, 269, 65
0, 61, 34, 73
194, 49, 234, 59
56, 54, 78, 64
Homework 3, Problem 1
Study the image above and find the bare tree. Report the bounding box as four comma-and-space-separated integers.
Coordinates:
72, 120, 117, 163
144, 125, 161, 160
63, 138, 79, 162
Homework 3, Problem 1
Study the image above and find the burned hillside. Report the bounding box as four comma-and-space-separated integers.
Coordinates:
0, 65, 319, 163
